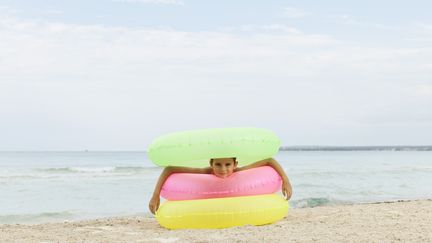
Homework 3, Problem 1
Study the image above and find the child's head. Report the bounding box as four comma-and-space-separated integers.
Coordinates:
209, 157, 237, 178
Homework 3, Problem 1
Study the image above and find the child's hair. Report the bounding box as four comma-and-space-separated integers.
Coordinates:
209, 157, 237, 165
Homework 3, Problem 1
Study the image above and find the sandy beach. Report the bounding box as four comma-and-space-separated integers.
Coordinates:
1, 199, 431, 243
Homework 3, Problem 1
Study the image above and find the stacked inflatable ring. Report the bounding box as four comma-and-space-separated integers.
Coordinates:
147, 127, 289, 229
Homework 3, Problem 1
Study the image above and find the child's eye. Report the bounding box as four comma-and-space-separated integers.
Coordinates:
225, 163, 231, 166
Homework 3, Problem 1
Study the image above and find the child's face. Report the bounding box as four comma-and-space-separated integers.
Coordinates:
210, 158, 237, 178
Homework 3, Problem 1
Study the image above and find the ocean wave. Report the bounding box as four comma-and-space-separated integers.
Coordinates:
290, 167, 432, 178
0, 211, 76, 224
35, 166, 159, 174
38, 167, 116, 173
0, 166, 161, 180
291, 197, 340, 208
295, 183, 332, 189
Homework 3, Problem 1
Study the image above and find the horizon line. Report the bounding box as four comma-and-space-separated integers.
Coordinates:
1, 145, 431, 152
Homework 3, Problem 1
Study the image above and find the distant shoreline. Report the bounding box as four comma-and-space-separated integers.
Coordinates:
279, 146, 432, 151
1, 146, 432, 152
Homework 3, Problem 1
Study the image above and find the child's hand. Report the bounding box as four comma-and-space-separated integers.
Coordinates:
149, 195, 160, 214
282, 181, 292, 200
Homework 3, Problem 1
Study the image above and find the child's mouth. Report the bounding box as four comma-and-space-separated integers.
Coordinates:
216, 173, 230, 178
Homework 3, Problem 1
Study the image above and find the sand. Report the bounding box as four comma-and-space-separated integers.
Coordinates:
1, 200, 431, 243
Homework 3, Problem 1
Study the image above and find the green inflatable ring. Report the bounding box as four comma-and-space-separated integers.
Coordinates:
147, 127, 280, 167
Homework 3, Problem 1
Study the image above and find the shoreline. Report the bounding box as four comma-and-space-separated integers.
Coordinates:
2, 199, 431, 242
3, 198, 430, 225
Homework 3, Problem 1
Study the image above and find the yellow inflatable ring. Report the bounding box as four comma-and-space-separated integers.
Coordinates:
156, 194, 288, 229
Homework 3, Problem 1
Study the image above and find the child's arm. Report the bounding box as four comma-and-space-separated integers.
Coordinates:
236, 158, 292, 200
149, 166, 212, 214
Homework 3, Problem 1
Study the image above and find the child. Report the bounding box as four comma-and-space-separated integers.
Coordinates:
149, 157, 292, 214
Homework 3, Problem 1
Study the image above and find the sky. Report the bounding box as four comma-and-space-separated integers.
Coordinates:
1, 0, 432, 150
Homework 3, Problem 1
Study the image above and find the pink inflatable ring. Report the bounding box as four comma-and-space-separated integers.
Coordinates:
160, 166, 282, 200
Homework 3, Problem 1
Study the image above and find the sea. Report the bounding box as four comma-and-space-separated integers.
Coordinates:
1, 149, 432, 224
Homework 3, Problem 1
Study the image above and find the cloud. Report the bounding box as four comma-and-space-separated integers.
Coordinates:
417, 23, 432, 31
112, 0, 183, 5
0, 5, 19, 14
416, 85, 432, 96
281, 7, 308, 18
0, 17, 340, 82
262, 24, 300, 33
328, 14, 396, 30
222, 24, 303, 35
1, 16, 432, 149
406, 23, 432, 43
43, 9, 64, 15
405, 37, 432, 42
